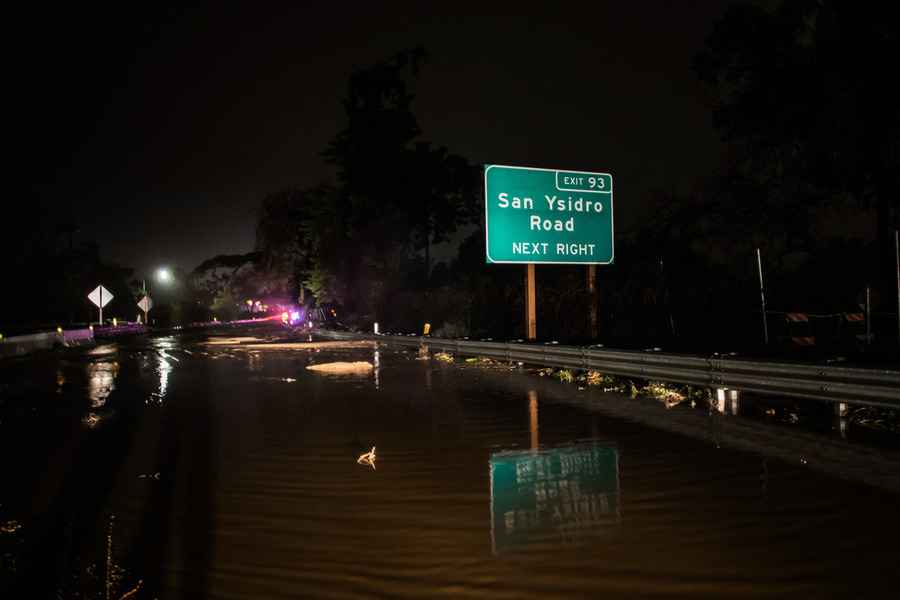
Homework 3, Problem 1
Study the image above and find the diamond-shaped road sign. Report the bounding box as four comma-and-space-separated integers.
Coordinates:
88, 285, 114, 308
137, 295, 153, 312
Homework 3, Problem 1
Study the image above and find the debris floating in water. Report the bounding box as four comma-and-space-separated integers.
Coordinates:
357, 446, 377, 469
434, 351, 454, 362
306, 361, 373, 374
82, 413, 103, 428
1, 520, 22, 534
204, 338, 375, 350
118, 579, 144, 600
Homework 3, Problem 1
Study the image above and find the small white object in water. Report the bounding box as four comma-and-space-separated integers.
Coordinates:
357, 446, 376, 469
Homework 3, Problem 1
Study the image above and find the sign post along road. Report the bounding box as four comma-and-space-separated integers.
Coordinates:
137, 295, 153, 324
88, 285, 114, 326
484, 165, 613, 264
484, 164, 613, 340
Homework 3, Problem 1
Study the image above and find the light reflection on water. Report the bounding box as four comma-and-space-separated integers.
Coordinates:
82, 359, 120, 427
490, 391, 620, 554
247, 351, 262, 372
87, 361, 119, 408
149, 337, 177, 404
490, 442, 620, 554
156, 355, 172, 402
374, 349, 380, 390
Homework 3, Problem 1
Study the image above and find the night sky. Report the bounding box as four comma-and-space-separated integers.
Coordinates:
16, 3, 729, 276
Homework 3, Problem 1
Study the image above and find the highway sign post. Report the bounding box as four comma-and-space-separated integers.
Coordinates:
484, 165, 614, 340
137, 295, 153, 325
88, 285, 114, 326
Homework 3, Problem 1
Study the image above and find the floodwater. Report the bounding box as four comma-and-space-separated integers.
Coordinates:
1, 332, 899, 599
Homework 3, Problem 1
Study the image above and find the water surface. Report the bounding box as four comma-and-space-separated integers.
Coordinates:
1, 334, 898, 598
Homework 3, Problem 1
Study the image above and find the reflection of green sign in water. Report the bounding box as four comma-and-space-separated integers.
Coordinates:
484, 165, 614, 264
490, 443, 619, 553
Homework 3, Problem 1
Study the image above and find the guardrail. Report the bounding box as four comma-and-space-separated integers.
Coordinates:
0, 327, 95, 358
94, 323, 146, 337
321, 331, 900, 408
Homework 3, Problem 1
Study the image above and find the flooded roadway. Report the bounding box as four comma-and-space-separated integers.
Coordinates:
1, 331, 899, 598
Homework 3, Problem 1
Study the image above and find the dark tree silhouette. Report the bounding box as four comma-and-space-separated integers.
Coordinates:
695, 1, 900, 297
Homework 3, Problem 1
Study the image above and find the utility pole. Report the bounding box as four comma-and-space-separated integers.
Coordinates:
756, 248, 769, 345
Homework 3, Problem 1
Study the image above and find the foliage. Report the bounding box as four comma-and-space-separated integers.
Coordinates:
246, 48, 477, 326
0, 211, 136, 330
557, 369, 574, 383
694, 1, 900, 294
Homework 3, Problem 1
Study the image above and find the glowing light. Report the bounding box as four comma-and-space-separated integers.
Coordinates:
373, 322, 379, 334
57, 326, 63, 334
246, 299, 253, 306
290, 310, 300, 323
357, 446, 376, 469
157, 267, 172, 283
113, 317, 118, 327
281, 311, 289, 323
89, 325, 94, 331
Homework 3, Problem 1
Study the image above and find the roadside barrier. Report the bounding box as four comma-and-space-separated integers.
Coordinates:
94, 323, 146, 337
766, 310, 894, 347
784, 313, 816, 346
0, 327, 95, 357
321, 330, 900, 409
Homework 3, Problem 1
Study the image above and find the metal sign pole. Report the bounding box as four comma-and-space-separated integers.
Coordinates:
587, 264, 598, 339
756, 248, 769, 345
99, 287, 103, 326
866, 285, 871, 345
525, 264, 537, 340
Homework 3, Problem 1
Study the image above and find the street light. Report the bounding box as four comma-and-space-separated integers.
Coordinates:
157, 267, 172, 284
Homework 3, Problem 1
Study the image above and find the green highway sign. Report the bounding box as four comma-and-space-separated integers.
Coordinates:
484, 164, 614, 264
